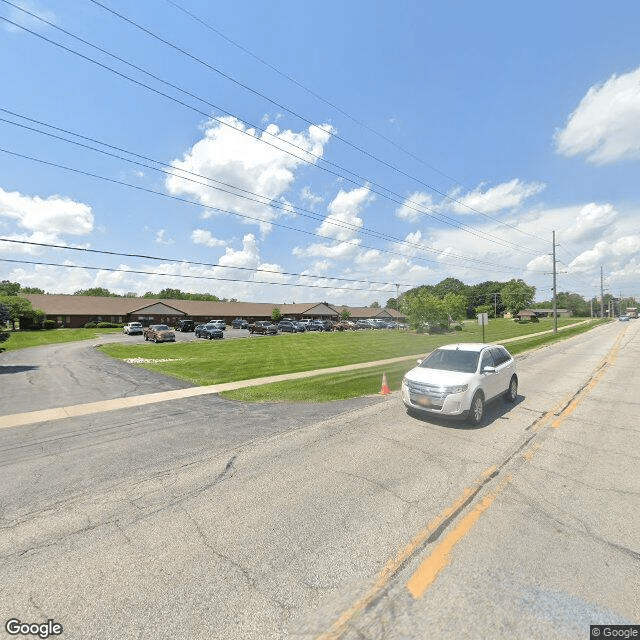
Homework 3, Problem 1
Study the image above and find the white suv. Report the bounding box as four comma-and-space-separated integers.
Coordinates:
402, 343, 518, 425
123, 322, 143, 335
208, 319, 226, 330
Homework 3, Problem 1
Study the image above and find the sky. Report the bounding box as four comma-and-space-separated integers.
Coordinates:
1, 0, 640, 306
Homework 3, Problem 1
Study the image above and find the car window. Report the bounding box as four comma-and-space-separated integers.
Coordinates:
420, 349, 480, 373
490, 347, 511, 366
480, 350, 496, 369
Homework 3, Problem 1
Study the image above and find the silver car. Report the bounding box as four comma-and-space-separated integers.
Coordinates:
402, 343, 518, 425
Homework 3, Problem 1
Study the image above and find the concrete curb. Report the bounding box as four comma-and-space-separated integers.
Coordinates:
0, 319, 596, 430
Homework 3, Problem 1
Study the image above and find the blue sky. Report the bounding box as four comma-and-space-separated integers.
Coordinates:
1, 0, 640, 306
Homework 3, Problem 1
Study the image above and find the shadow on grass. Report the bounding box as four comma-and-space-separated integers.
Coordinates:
0, 365, 39, 374
406, 395, 524, 431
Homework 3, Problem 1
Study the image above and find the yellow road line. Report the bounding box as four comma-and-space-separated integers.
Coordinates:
316, 465, 498, 640
406, 475, 512, 598
318, 323, 628, 636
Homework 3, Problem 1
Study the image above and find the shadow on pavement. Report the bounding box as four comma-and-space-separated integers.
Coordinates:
0, 365, 39, 374
406, 395, 524, 431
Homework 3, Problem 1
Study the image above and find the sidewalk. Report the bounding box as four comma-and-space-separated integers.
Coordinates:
0, 320, 594, 430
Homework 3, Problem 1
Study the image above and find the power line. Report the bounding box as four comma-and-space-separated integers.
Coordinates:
0, 237, 415, 287
88, 0, 547, 245
0, 258, 397, 293
0, 108, 540, 272
0, 7, 544, 256
2, 145, 546, 278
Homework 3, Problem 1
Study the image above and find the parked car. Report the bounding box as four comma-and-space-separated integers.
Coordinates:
208, 319, 226, 330
292, 321, 306, 332
619, 315, 630, 322
143, 324, 176, 343
301, 320, 320, 331
123, 322, 143, 335
248, 320, 278, 335
232, 318, 248, 329
278, 320, 297, 333
175, 319, 195, 332
315, 320, 334, 332
355, 320, 371, 329
195, 323, 224, 339
402, 343, 518, 426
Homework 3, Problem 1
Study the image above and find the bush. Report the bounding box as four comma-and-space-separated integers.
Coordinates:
84, 322, 98, 328
43, 320, 57, 330
96, 322, 123, 328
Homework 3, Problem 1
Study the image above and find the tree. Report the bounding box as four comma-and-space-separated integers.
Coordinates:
21, 286, 45, 294
0, 302, 10, 345
271, 307, 282, 323
500, 279, 536, 316
386, 297, 399, 310
73, 287, 118, 297
443, 293, 466, 322
0, 295, 44, 330
402, 290, 449, 332
370, 301, 380, 308
340, 309, 351, 321
0, 280, 21, 296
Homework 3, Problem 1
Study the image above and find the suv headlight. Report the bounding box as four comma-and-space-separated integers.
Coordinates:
443, 384, 468, 394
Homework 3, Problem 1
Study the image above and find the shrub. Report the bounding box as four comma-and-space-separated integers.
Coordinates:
84, 322, 98, 328
96, 322, 122, 328
43, 320, 57, 330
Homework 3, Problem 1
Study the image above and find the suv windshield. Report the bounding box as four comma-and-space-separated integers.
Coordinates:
420, 349, 480, 373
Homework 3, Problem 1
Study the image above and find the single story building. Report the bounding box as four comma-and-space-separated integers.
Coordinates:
20, 294, 405, 329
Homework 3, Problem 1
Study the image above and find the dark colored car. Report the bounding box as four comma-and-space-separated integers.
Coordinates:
292, 321, 306, 332
302, 320, 320, 331
278, 320, 297, 333
143, 324, 176, 343
249, 321, 278, 335
195, 323, 224, 339
315, 320, 334, 332
232, 318, 248, 329
175, 319, 195, 332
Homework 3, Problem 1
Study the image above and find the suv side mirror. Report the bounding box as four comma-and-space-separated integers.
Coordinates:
482, 365, 497, 374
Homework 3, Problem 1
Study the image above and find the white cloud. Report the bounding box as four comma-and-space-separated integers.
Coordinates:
191, 229, 226, 248
448, 179, 545, 214
300, 186, 323, 209
316, 186, 373, 242
563, 203, 617, 243
3, 1, 57, 33
293, 239, 361, 260
0, 188, 94, 248
396, 191, 435, 222
555, 67, 640, 164
166, 117, 334, 236
155, 229, 174, 245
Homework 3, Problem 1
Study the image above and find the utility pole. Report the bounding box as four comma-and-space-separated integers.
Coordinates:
552, 230, 558, 333
395, 283, 400, 330
600, 266, 605, 318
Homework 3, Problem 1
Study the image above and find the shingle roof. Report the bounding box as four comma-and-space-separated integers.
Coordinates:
21, 294, 404, 320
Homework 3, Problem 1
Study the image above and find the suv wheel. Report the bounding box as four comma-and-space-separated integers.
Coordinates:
505, 375, 518, 402
467, 391, 485, 426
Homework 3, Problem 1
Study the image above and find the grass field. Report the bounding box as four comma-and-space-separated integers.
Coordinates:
221, 319, 607, 402
1, 327, 123, 351
97, 317, 605, 400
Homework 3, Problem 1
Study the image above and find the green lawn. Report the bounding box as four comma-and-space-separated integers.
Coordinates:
1, 327, 123, 351
97, 317, 601, 393
222, 319, 608, 402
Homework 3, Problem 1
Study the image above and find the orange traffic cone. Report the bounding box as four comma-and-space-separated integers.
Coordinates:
380, 372, 391, 395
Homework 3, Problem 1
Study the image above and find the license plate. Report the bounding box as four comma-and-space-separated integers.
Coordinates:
411, 394, 431, 407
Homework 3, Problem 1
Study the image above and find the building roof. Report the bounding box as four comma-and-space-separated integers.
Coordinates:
21, 294, 404, 319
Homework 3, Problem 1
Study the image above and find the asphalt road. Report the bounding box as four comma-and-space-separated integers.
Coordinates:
1, 321, 638, 639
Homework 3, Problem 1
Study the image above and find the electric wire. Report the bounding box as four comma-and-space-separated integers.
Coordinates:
0, 238, 416, 287
0, 258, 398, 292
0, 109, 541, 272
1, 146, 543, 277
89, 0, 547, 244
0, 8, 544, 256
